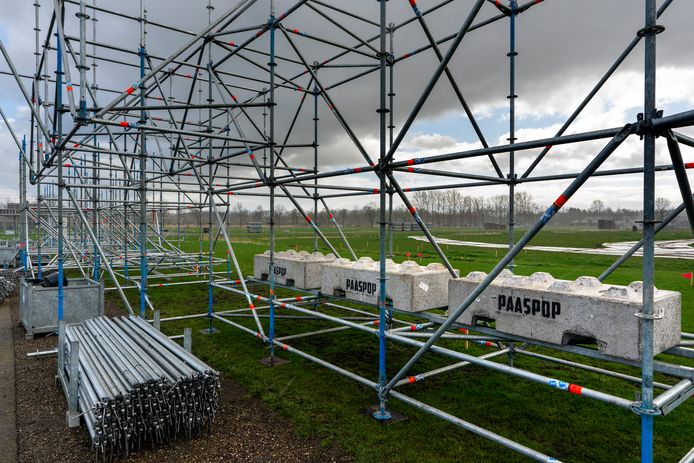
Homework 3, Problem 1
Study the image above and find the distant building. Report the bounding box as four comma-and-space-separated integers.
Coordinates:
0, 202, 19, 234
398, 222, 433, 232
598, 219, 616, 230
483, 222, 506, 231
246, 222, 263, 233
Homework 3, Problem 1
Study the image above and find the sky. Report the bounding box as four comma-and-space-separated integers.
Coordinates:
1, 0, 693, 213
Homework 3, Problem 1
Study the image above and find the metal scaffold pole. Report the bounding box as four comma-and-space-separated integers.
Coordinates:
138, 0, 148, 317
207, 0, 216, 334
507, 0, 517, 272
267, 0, 278, 364
639, 0, 659, 461
56, 0, 65, 323
312, 61, 319, 253
374, 0, 390, 422
387, 21, 395, 259
35, 0, 44, 279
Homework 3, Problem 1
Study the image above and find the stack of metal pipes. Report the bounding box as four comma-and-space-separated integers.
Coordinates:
60, 315, 220, 458
0, 270, 17, 303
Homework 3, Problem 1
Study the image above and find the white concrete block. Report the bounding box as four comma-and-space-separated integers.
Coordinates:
321, 257, 456, 312
448, 271, 681, 361
253, 250, 336, 289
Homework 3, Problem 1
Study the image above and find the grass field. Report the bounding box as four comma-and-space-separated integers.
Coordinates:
108, 226, 694, 462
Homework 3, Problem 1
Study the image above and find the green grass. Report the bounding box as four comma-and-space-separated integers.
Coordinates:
107, 226, 694, 463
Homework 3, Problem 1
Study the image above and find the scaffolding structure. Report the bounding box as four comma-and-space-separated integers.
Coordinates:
2, 0, 694, 461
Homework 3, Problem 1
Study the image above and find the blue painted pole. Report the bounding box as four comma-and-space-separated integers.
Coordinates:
640, 0, 657, 461
19, 136, 27, 271
374, 0, 391, 422
56, 16, 64, 322
138, 3, 147, 318
207, 0, 215, 334
268, 6, 277, 362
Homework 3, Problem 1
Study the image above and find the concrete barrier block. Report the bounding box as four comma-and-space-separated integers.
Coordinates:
253, 250, 336, 289
448, 271, 681, 360
321, 258, 456, 312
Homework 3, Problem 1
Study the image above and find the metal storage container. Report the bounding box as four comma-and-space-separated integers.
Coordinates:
20, 277, 104, 339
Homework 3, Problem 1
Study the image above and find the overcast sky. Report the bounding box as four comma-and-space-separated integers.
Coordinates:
1, 0, 693, 213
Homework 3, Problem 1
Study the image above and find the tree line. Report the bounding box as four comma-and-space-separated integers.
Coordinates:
165, 191, 681, 229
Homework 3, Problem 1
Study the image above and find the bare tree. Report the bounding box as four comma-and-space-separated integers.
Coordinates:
363, 202, 378, 227
488, 195, 508, 222
275, 204, 285, 227
513, 191, 539, 225
589, 199, 605, 215
233, 202, 247, 227
254, 205, 264, 222
290, 208, 299, 227
655, 197, 672, 221
445, 190, 462, 226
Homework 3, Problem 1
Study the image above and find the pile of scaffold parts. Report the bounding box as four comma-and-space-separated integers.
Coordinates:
0, 269, 17, 303
58, 315, 221, 459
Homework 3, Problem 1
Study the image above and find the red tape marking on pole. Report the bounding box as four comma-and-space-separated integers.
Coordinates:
554, 194, 568, 208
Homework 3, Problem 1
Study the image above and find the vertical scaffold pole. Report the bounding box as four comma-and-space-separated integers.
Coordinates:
138, 0, 148, 317
507, 0, 517, 272
56, 0, 65, 323
19, 136, 27, 271
91, 0, 100, 281
207, 0, 215, 333
640, 0, 658, 461
77, 0, 87, 120
313, 62, 319, 253
387, 22, 395, 259
35, 0, 43, 279
268, 0, 277, 364
374, 0, 391, 422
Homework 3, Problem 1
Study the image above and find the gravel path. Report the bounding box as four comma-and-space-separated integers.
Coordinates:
0, 295, 16, 463
8, 297, 351, 463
